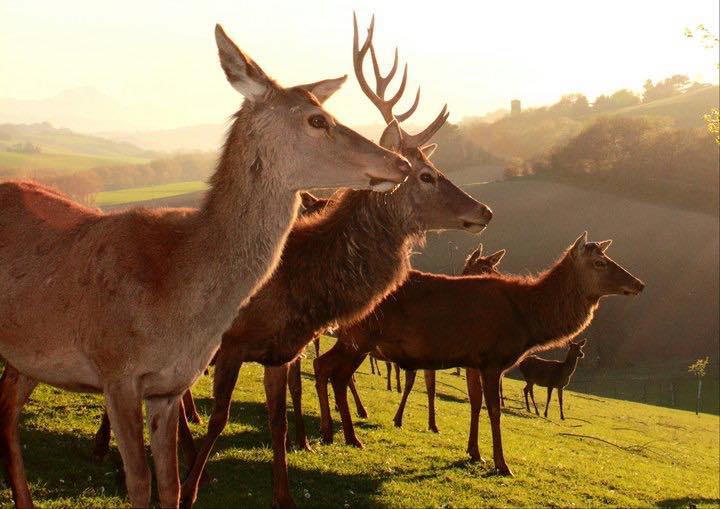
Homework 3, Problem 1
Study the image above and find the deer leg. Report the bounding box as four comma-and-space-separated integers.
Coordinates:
0, 364, 38, 509
348, 376, 368, 418
146, 396, 181, 508
395, 363, 402, 393
264, 364, 297, 509
385, 362, 392, 391
314, 350, 335, 444
177, 401, 198, 472
558, 387, 565, 420
523, 384, 530, 412
529, 384, 539, 415
93, 410, 112, 461
425, 370, 439, 433
313, 336, 321, 358
332, 353, 367, 448
182, 389, 202, 425
180, 352, 243, 509
393, 369, 417, 428
454, 367, 462, 376
544, 387, 553, 418
287, 359, 311, 452
104, 383, 151, 508
369, 356, 376, 375
481, 369, 512, 476
465, 367, 484, 463
499, 376, 505, 408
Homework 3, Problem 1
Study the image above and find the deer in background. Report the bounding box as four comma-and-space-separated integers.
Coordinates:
93, 16, 490, 509
392, 243, 506, 433
315, 233, 644, 475
0, 24, 410, 509
519, 339, 587, 419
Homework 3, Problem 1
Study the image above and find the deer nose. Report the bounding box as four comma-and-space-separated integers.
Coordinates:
481, 205, 493, 223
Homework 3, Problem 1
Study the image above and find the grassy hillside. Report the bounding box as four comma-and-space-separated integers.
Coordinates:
0, 123, 154, 173
607, 86, 719, 128
96, 181, 208, 207
0, 347, 717, 508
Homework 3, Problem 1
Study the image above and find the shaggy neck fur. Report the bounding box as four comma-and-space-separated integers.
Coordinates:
508, 252, 597, 355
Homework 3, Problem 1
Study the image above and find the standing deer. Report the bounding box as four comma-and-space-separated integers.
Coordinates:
0, 24, 410, 509
391, 244, 505, 432
314, 233, 644, 475
94, 16, 493, 509
519, 339, 587, 419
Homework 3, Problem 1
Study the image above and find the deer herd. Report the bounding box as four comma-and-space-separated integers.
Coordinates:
0, 15, 645, 509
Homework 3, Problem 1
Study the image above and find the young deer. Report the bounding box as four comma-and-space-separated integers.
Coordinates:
0, 24, 409, 509
391, 244, 505, 433
314, 233, 644, 475
519, 339, 587, 419
92, 17, 491, 509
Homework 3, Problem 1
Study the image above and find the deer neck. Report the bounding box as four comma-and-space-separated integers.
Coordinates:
521, 256, 597, 352
292, 190, 421, 325
562, 352, 581, 378
173, 118, 298, 337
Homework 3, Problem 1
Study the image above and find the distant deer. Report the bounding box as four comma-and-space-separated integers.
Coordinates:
92, 16, 493, 509
391, 243, 505, 432
315, 233, 644, 475
0, 24, 410, 509
519, 339, 587, 419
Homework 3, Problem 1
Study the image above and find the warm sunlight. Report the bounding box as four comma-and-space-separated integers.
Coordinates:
1, 0, 718, 130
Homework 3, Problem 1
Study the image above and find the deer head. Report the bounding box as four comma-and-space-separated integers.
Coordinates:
462, 243, 506, 275
568, 339, 587, 359
569, 232, 645, 299
215, 24, 410, 191
299, 192, 332, 216
352, 15, 493, 233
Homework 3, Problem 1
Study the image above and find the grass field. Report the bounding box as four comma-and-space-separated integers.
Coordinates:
1, 338, 717, 508
95, 181, 209, 207
0, 149, 149, 173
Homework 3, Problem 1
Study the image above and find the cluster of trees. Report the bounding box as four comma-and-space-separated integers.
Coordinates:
531, 116, 719, 213
430, 122, 503, 170
11, 152, 217, 205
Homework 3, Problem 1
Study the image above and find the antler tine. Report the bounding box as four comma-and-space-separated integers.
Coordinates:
394, 86, 420, 122
353, 13, 395, 123
404, 104, 449, 148
369, 46, 400, 97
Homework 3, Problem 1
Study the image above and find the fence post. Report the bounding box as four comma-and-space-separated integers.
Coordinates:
696, 379, 702, 415
670, 382, 675, 407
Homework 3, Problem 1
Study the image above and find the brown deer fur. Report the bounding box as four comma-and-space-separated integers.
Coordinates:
519, 339, 587, 419
314, 233, 644, 475
0, 24, 409, 509
174, 137, 491, 508
391, 244, 505, 433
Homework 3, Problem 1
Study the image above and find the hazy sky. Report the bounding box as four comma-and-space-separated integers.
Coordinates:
1, 0, 718, 130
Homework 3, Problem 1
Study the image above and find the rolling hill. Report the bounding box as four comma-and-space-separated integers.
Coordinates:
0, 123, 155, 173
606, 85, 719, 127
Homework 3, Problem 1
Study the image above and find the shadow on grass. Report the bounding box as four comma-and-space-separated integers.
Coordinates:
655, 496, 720, 507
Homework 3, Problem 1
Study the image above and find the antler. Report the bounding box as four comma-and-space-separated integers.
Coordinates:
353, 13, 448, 148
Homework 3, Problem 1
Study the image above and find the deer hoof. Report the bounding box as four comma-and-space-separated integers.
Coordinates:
467, 450, 486, 465
187, 413, 202, 425
321, 433, 333, 445
496, 464, 514, 477
429, 424, 439, 433
347, 436, 364, 449
357, 409, 369, 419
296, 441, 314, 453
393, 419, 403, 428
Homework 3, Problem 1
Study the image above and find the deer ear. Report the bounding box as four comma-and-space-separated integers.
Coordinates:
300, 192, 319, 209
297, 75, 347, 103
487, 249, 506, 266
420, 143, 438, 159
215, 24, 275, 101
597, 239, 612, 252
379, 119, 404, 152
577, 338, 587, 347
571, 231, 588, 256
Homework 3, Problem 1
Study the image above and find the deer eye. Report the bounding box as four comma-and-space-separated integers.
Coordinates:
593, 260, 606, 269
308, 115, 329, 129
420, 173, 435, 184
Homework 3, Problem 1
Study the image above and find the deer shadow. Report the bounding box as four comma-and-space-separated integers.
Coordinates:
654, 497, 720, 508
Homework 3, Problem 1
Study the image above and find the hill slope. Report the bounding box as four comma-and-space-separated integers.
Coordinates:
0, 354, 717, 508
0, 123, 155, 173
607, 85, 720, 127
